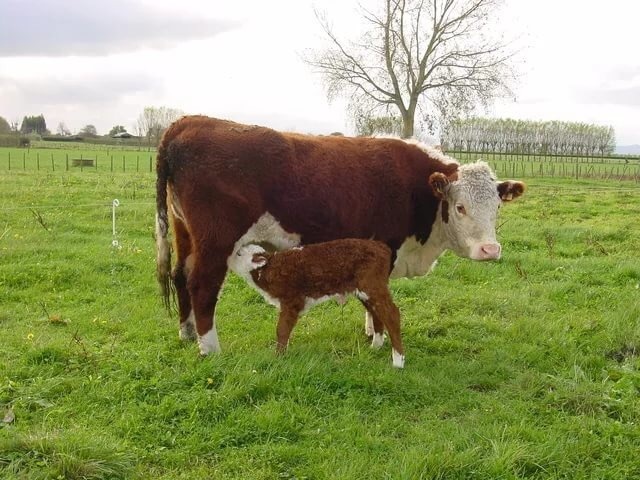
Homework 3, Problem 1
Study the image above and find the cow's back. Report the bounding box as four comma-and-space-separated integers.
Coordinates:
159, 116, 447, 248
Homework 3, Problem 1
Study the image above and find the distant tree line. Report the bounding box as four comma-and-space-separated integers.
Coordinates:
441, 118, 616, 156
0, 105, 184, 149
20, 115, 49, 135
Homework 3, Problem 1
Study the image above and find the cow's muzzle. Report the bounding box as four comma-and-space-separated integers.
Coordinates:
472, 243, 501, 261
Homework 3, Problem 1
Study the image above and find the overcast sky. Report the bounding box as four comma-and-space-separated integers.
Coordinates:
1, 0, 638, 145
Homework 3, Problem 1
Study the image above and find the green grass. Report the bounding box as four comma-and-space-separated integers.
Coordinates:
1, 169, 639, 479
0, 146, 156, 173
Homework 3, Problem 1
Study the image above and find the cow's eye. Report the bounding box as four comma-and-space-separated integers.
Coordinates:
456, 204, 466, 215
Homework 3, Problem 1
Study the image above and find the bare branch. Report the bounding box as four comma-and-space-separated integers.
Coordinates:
306, 0, 517, 138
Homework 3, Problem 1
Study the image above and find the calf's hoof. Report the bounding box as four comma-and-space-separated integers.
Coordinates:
392, 349, 405, 369
370, 332, 385, 349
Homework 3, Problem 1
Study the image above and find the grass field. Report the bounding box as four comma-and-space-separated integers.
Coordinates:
1, 165, 639, 478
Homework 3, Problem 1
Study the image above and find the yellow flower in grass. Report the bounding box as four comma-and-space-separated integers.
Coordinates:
27, 332, 34, 341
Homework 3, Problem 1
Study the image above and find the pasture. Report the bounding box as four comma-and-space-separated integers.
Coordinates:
1, 149, 639, 479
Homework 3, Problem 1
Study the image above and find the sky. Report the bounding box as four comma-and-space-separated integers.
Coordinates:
0, 0, 638, 145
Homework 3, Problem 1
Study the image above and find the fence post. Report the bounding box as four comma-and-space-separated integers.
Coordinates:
51, 153, 54, 172
149, 155, 152, 172
66, 153, 69, 171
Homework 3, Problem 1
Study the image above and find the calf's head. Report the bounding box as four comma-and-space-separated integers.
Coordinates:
429, 161, 525, 261
229, 244, 269, 275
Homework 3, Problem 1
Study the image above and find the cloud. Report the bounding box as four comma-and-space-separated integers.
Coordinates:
0, 73, 163, 106
573, 67, 640, 106
0, 0, 237, 57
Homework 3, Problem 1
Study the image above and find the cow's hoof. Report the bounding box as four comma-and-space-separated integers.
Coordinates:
198, 329, 221, 355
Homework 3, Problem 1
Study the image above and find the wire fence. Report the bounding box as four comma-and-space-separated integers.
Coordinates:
1, 149, 156, 173
1, 147, 639, 181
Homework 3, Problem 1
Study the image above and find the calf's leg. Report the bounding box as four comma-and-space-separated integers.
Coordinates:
276, 302, 303, 353
368, 289, 404, 368
362, 302, 386, 349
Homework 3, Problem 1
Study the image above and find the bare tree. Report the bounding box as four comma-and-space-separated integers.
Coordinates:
306, 0, 516, 138
56, 122, 71, 136
136, 106, 184, 146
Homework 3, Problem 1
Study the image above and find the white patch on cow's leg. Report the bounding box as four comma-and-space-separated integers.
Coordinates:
179, 311, 197, 341
371, 332, 385, 349
198, 325, 221, 355
364, 311, 375, 337
392, 349, 405, 369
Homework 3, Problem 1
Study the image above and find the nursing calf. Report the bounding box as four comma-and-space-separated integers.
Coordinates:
229, 239, 405, 368
156, 115, 526, 356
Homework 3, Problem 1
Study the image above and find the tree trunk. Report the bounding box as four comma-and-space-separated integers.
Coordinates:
401, 113, 414, 138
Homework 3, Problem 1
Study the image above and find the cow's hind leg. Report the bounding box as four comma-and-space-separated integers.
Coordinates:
172, 218, 196, 341
188, 245, 233, 355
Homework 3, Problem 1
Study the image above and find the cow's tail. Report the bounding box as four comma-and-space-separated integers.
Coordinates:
155, 136, 173, 311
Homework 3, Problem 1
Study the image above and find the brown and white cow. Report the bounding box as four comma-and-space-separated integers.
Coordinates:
155, 115, 525, 355
230, 239, 404, 367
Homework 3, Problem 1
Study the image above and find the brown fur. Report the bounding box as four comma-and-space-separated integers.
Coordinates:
155, 115, 458, 341
248, 239, 402, 356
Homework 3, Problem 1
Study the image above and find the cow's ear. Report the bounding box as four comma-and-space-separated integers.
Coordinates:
251, 254, 268, 268
497, 181, 526, 202
429, 172, 451, 199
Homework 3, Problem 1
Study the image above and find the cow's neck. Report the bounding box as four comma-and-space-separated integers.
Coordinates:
390, 203, 448, 279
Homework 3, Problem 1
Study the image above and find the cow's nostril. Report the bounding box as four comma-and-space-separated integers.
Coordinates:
481, 244, 501, 257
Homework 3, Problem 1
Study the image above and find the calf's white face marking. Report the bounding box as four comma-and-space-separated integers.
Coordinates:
229, 244, 281, 309
228, 212, 301, 272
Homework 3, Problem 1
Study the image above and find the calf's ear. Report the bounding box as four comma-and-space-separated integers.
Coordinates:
497, 180, 526, 201
429, 172, 451, 199
251, 254, 268, 268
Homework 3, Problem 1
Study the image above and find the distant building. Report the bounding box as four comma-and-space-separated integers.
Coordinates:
112, 132, 134, 138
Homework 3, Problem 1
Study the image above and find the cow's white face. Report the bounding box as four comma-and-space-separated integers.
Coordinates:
430, 161, 525, 261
